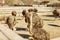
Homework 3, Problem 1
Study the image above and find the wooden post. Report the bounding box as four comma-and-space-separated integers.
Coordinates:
30, 12, 33, 32
0, 23, 27, 40
0, 32, 9, 40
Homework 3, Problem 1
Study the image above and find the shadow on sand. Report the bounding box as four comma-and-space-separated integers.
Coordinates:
18, 34, 30, 39
43, 19, 54, 21
16, 27, 27, 31
43, 15, 60, 21
43, 15, 60, 18
43, 15, 54, 17
48, 24, 60, 27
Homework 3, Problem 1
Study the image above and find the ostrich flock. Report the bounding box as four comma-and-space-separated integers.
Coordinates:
0, 8, 59, 40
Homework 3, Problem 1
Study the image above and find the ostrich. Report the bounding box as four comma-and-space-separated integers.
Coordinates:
53, 9, 60, 21
22, 8, 50, 40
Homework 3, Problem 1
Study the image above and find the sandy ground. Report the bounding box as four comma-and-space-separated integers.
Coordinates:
39, 12, 60, 39
13, 11, 60, 40
1, 11, 60, 40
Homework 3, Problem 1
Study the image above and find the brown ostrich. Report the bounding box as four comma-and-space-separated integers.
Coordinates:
31, 28, 50, 40
22, 8, 50, 40
53, 9, 60, 20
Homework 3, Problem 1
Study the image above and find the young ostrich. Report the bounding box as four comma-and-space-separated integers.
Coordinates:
22, 9, 50, 40
53, 9, 60, 20
6, 11, 17, 30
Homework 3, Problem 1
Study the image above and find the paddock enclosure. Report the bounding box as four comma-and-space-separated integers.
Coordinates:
0, 7, 60, 40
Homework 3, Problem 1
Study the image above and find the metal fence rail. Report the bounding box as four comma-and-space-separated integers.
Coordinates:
0, 7, 54, 16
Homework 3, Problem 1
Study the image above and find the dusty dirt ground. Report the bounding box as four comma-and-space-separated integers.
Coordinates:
38, 12, 60, 39
1, 11, 60, 40
14, 11, 60, 40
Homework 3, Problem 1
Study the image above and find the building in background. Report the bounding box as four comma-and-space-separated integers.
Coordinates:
0, 0, 60, 6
